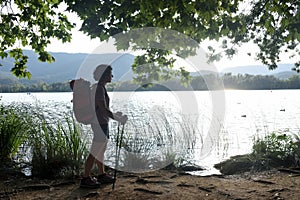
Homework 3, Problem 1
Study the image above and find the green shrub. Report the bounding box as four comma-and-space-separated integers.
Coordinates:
215, 131, 300, 175
251, 131, 300, 170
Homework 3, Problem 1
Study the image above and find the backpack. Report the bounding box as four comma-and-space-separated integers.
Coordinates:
70, 78, 95, 125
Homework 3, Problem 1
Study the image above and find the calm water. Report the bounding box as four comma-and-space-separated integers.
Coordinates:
1, 90, 300, 175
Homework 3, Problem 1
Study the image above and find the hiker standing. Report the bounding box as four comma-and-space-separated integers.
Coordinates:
80, 64, 128, 188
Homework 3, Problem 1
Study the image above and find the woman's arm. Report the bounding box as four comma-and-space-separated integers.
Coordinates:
95, 86, 127, 123
95, 99, 115, 119
96, 100, 127, 123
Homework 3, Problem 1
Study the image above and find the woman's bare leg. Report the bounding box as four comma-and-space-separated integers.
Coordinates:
84, 154, 95, 177
95, 159, 105, 175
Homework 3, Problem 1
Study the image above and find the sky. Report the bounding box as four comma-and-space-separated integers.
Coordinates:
46, 27, 265, 72
45, 10, 296, 72
46, 33, 262, 70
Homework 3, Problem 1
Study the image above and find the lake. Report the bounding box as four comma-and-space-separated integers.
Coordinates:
1, 89, 300, 175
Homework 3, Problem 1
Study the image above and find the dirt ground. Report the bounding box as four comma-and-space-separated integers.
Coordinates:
1, 168, 300, 200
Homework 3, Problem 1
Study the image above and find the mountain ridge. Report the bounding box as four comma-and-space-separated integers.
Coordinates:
221, 63, 295, 74
0, 50, 135, 83
0, 50, 298, 84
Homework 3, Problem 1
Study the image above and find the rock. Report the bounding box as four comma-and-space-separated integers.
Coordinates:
21, 184, 51, 190
134, 188, 163, 195
82, 192, 100, 198
252, 179, 275, 185
179, 164, 204, 171
214, 155, 253, 175
177, 183, 194, 187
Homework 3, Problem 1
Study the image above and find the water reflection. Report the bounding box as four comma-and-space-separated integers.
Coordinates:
1, 90, 300, 175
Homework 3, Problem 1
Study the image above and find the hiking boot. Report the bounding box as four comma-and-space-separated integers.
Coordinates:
97, 173, 116, 184
80, 176, 101, 188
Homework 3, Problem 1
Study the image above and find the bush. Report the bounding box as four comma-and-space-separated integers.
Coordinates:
215, 131, 300, 175
251, 131, 300, 170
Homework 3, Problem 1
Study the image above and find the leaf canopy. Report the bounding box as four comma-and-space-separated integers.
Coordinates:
1, 0, 299, 82
0, 0, 74, 78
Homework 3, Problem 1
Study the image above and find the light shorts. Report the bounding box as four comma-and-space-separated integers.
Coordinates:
91, 123, 109, 142
90, 123, 109, 162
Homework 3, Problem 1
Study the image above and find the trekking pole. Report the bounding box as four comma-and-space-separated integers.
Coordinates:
112, 123, 125, 190
112, 122, 120, 190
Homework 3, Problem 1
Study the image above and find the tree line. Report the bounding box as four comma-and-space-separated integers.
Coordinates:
1, 73, 300, 93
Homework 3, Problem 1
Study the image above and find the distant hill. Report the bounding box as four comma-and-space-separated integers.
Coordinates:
221, 64, 299, 79
273, 71, 299, 79
190, 70, 219, 76
0, 50, 135, 83
1, 50, 299, 86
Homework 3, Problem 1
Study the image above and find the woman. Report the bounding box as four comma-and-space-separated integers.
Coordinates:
80, 64, 128, 188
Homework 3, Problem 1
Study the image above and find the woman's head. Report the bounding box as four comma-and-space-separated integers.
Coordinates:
93, 64, 113, 82
69, 79, 75, 91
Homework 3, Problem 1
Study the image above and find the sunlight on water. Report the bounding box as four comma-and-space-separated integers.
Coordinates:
1, 90, 300, 175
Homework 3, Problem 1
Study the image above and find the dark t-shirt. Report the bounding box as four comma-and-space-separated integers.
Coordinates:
93, 83, 110, 125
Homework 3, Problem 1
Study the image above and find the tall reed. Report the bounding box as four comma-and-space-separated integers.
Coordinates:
0, 104, 33, 166
30, 114, 88, 178
106, 110, 199, 172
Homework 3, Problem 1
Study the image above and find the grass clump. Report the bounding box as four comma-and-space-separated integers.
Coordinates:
0, 104, 33, 166
30, 115, 88, 178
0, 99, 89, 178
